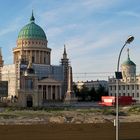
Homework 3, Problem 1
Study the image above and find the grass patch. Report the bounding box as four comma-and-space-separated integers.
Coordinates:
127, 106, 140, 114
0, 113, 18, 119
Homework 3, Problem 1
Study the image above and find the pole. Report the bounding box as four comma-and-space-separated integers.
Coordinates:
116, 42, 127, 140
115, 35, 134, 140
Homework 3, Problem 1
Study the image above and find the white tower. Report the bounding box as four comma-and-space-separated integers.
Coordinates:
64, 66, 76, 103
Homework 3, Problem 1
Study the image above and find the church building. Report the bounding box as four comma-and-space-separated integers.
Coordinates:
108, 49, 140, 102
0, 12, 74, 107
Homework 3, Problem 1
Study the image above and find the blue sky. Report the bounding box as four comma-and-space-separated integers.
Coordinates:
0, 0, 140, 81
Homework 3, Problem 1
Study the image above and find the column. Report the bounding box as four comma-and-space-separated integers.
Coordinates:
30, 50, 32, 62
25, 50, 27, 61
48, 52, 50, 65
42, 51, 44, 64
39, 51, 40, 64
41, 85, 43, 101
37, 51, 39, 64
51, 86, 52, 100
59, 86, 61, 100
44, 51, 46, 64
35, 50, 37, 63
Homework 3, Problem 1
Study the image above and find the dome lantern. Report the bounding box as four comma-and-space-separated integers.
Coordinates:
30, 10, 35, 23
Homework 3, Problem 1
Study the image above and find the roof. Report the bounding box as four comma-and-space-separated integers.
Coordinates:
38, 77, 62, 84
122, 58, 136, 66
122, 49, 136, 66
18, 12, 47, 40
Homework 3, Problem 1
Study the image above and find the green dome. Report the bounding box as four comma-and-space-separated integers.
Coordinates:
122, 56, 136, 66
18, 12, 46, 40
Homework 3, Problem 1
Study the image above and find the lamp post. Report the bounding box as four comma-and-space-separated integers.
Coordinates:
115, 35, 134, 140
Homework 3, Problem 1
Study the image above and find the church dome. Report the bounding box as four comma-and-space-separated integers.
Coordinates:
18, 12, 47, 40
122, 53, 136, 66
121, 49, 136, 78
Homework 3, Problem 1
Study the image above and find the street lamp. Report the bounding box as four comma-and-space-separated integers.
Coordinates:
115, 35, 134, 140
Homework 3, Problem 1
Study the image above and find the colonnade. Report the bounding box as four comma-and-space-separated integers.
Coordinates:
39, 85, 62, 100
14, 49, 51, 65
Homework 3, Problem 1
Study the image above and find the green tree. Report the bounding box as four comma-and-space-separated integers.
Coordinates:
89, 86, 96, 101
95, 85, 108, 101
73, 83, 79, 97
79, 85, 89, 101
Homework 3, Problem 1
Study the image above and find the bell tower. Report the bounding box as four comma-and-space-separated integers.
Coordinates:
60, 45, 69, 98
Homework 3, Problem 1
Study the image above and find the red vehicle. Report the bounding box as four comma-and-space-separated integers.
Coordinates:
99, 96, 135, 106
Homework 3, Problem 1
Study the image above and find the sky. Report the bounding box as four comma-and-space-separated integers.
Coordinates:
0, 0, 140, 81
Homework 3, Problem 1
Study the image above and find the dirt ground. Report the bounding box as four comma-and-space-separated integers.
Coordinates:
0, 122, 140, 140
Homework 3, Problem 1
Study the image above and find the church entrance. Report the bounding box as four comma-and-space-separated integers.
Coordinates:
26, 96, 33, 107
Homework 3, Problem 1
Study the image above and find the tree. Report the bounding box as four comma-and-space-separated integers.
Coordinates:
73, 83, 79, 97
89, 86, 96, 101
95, 84, 108, 101
78, 85, 89, 101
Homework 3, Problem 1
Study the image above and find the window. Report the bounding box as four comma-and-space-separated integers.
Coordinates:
25, 79, 33, 89
131, 78, 134, 82
110, 86, 112, 90
123, 85, 125, 90
123, 93, 125, 96
127, 85, 129, 90
137, 85, 139, 90
132, 93, 134, 97
137, 93, 139, 97
128, 93, 129, 96
132, 85, 134, 90
119, 85, 121, 90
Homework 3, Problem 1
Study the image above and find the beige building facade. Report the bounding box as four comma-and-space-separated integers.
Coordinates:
0, 12, 73, 107
108, 49, 140, 102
